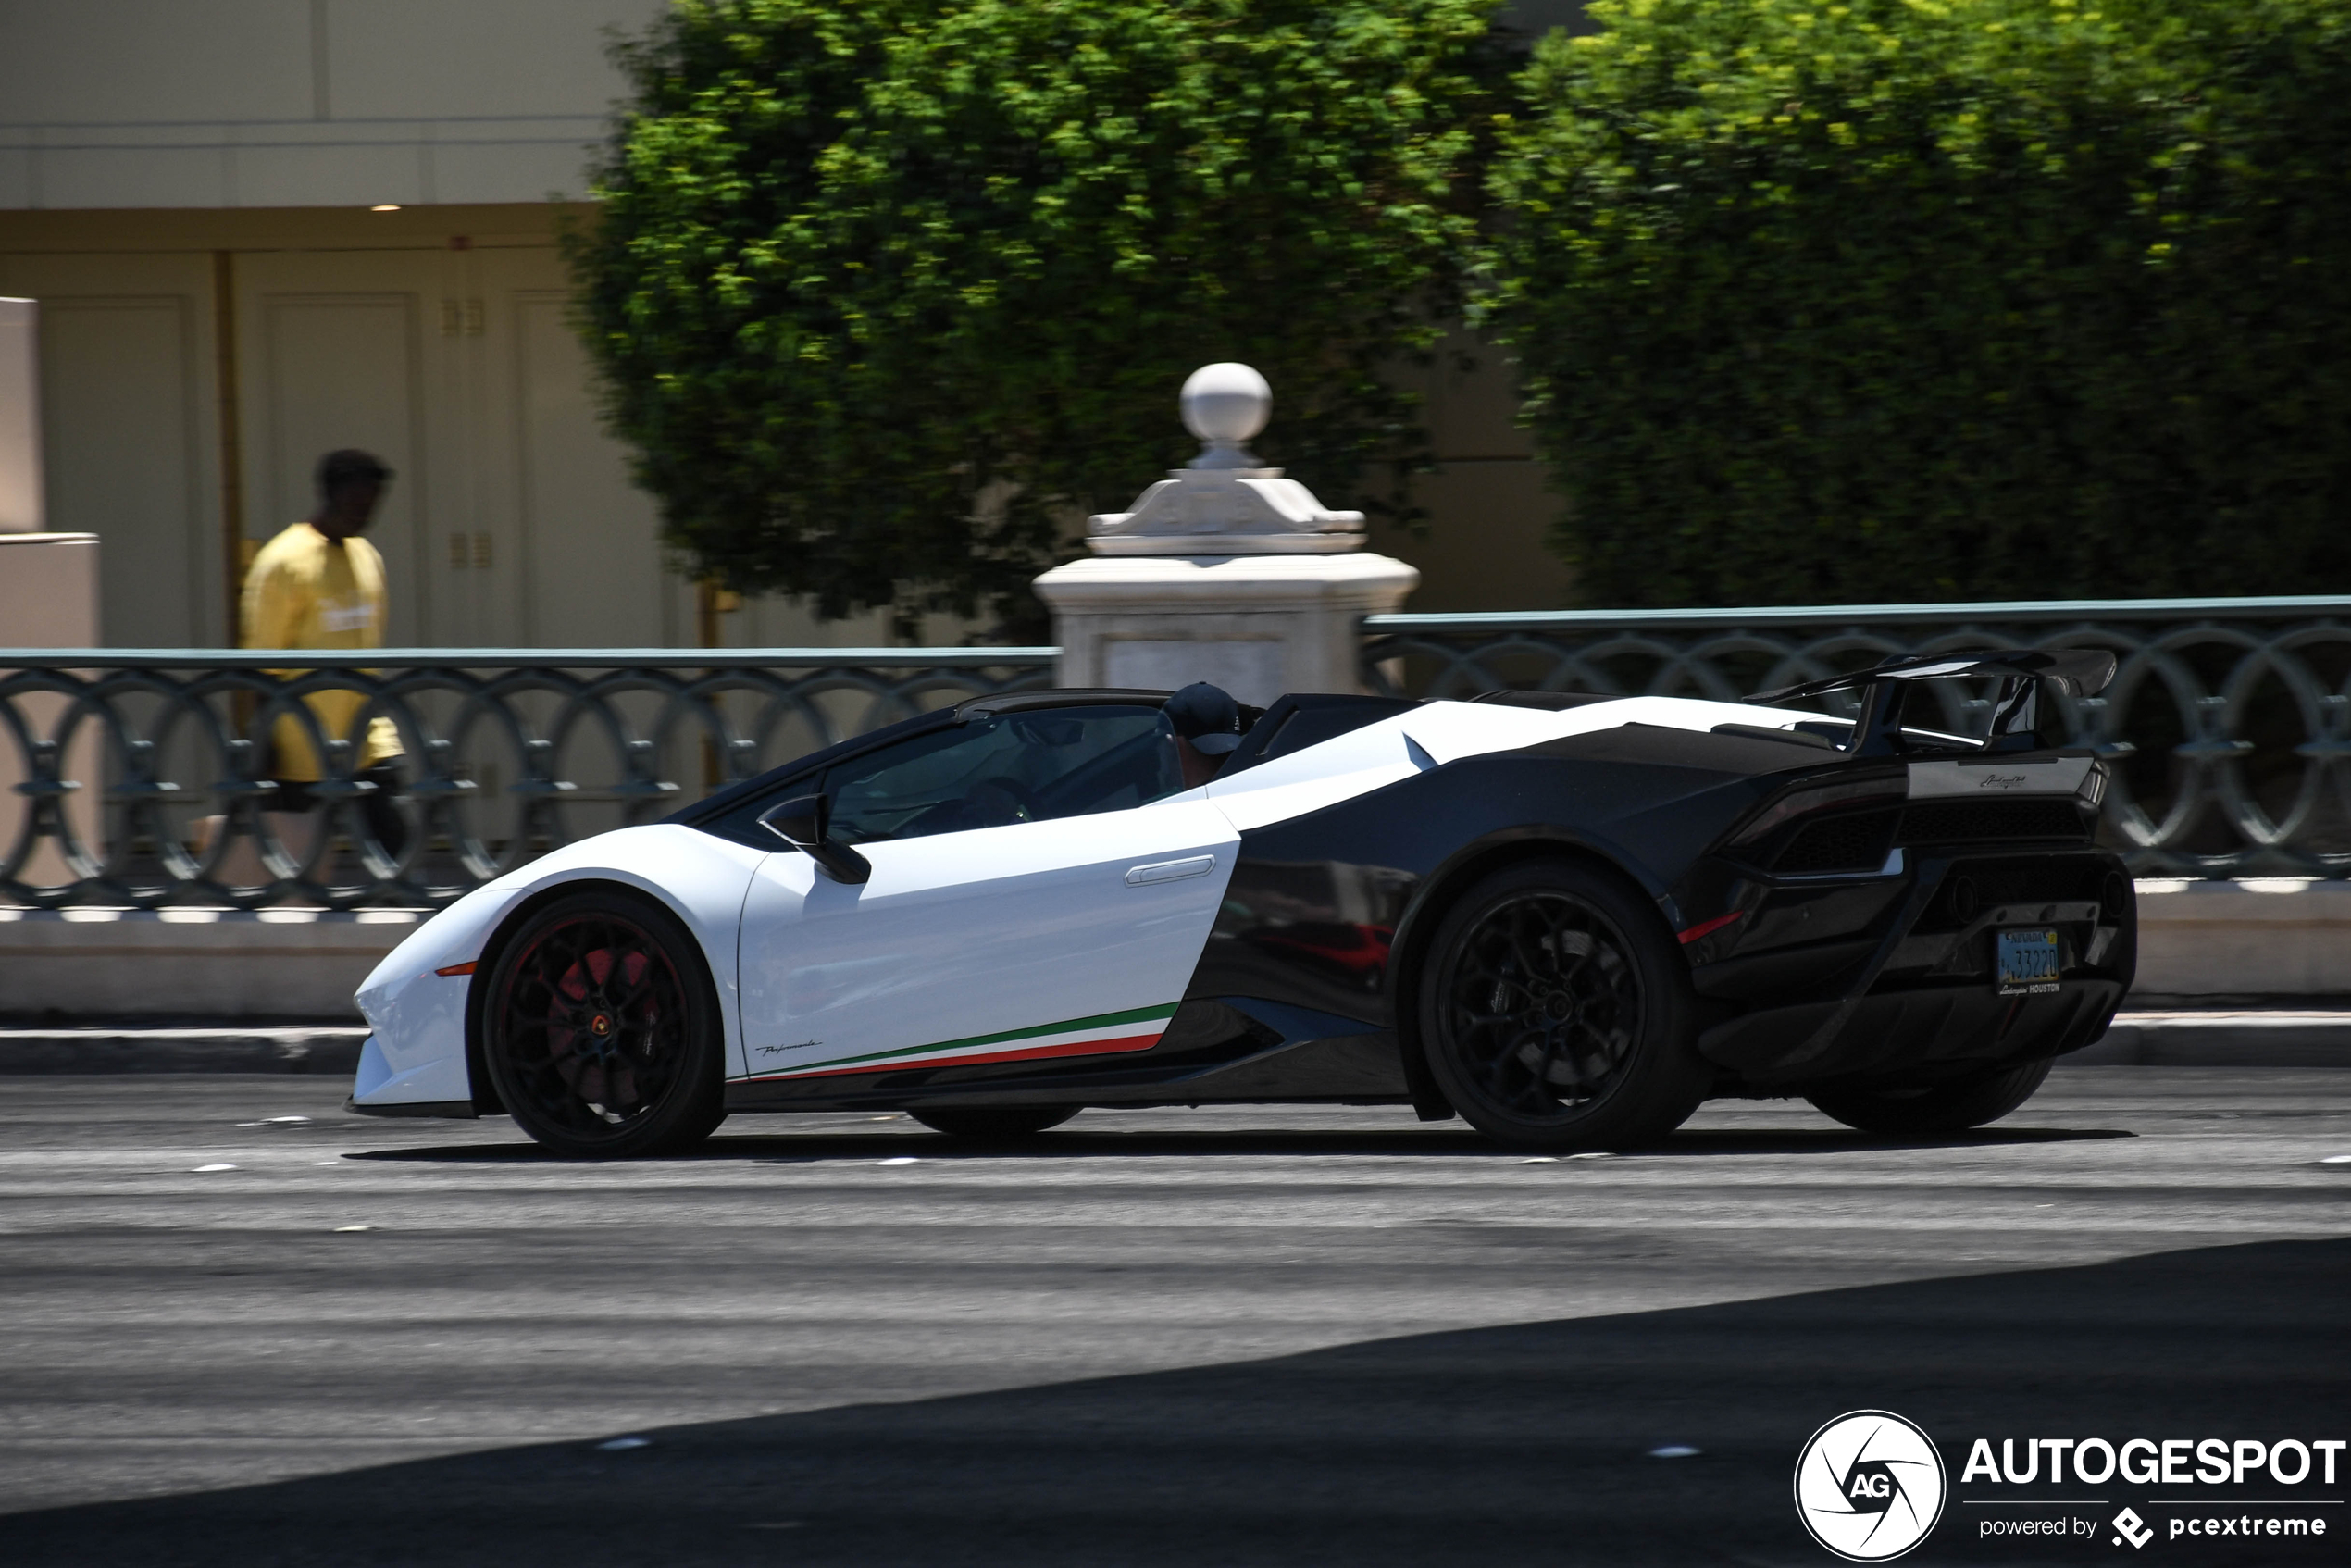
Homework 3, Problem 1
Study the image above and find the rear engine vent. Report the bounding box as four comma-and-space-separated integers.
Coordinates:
1898, 799, 2089, 846
1772, 808, 1900, 875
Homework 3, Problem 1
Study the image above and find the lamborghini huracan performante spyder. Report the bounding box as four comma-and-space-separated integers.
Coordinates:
346, 651, 2135, 1156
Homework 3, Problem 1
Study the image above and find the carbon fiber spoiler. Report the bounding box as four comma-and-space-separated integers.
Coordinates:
1745, 648, 2118, 757
1747, 649, 2117, 706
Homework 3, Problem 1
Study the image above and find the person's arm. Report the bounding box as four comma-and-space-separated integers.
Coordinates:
362, 541, 390, 649
242, 551, 303, 651
240, 545, 313, 779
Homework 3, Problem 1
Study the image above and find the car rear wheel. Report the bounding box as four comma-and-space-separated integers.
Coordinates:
1418, 858, 1710, 1152
908, 1106, 1079, 1140
1805, 1058, 2053, 1136
482, 890, 726, 1159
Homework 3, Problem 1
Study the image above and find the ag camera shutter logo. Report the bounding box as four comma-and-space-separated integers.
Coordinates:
1795, 1411, 1948, 1561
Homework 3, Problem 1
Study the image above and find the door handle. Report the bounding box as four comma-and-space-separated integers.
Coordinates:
1125, 855, 1215, 887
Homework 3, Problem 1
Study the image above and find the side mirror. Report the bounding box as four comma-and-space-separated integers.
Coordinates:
757, 793, 872, 885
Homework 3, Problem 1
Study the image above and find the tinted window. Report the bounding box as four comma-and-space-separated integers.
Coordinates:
824, 705, 1181, 844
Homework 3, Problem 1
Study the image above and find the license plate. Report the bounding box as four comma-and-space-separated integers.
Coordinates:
1996, 928, 2061, 994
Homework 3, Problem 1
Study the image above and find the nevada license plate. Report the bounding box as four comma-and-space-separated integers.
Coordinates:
1996, 928, 2061, 995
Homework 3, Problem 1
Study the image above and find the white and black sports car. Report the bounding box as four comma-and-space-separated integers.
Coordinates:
347, 652, 2134, 1155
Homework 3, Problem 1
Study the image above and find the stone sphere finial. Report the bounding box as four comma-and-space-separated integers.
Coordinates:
1180, 362, 1270, 470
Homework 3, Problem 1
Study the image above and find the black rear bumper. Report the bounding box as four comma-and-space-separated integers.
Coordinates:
1680, 845, 2133, 1089
1698, 977, 2123, 1087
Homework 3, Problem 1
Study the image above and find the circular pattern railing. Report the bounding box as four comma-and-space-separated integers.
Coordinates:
0, 648, 1053, 910
1363, 598, 2351, 878
10, 598, 2344, 908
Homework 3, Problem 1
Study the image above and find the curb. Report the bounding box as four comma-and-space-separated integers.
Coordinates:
0, 1026, 368, 1075
0, 907, 421, 1019
1, 1014, 2348, 1076
2067, 1013, 2351, 1069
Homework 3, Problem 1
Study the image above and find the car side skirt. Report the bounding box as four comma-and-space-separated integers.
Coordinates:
720, 997, 1407, 1112
343, 1097, 478, 1119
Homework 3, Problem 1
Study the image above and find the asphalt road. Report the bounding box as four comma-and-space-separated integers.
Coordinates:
3, 1067, 2345, 1567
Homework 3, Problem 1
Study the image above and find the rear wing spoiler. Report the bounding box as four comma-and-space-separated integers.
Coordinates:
1745, 649, 2118, 757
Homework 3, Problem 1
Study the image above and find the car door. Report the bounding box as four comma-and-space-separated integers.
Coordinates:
735, 703, 1238, 1085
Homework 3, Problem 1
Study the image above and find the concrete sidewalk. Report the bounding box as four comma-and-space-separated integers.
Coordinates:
1, 1010, 2345, 1076
2072, 1010, 2351, 1067
0, 906, 423, 1017
4, 877, 2347, 1020
0, 1023, 371, 1074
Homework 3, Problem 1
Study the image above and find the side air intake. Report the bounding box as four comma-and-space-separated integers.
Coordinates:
1772, 809, 1900, 875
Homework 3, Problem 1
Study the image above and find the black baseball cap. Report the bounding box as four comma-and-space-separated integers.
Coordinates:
1165, 682, 1244, 755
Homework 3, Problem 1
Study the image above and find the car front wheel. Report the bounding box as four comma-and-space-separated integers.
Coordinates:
482, 890, 726, 1158
1417, 858, 1710, 1152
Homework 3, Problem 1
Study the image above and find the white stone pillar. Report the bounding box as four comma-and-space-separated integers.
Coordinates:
1032, 363, 1418, 707
0, 299, 105, 887
0, 298, 46, 537
0, 298, 99, 639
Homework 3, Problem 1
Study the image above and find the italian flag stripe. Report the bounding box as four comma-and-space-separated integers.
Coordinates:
743, 1002, 1178, 1083
749, 1030, 1164, 1084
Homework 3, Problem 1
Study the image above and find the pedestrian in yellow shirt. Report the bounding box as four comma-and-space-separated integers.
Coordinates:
241, 449, 407, 860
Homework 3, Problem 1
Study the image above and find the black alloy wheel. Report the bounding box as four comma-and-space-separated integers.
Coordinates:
482, 890, 726, 1158
1419, 858, 1710, 1152
909, 1106, 1080, 1140
1806, 1058, 2053, 1136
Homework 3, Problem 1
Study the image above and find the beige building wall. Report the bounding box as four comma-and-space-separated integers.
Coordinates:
0, 0, 665, 211
1377, 328, 1574, 615
0, 1, 1579, 650
0, 204, 926, 651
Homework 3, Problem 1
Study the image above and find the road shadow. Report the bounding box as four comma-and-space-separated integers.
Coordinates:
344, 1123, 2134, 1164
11, 1238, 2342, 1566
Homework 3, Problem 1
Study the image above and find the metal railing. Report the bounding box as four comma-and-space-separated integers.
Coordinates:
8, 594, 2347, 908
1364, 597, 2351, 877
0, 648, 1052, 909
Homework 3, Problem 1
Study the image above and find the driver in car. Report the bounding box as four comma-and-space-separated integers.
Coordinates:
1165, 682, 1246, 788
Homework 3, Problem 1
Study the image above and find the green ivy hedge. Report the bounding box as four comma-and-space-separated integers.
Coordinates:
1483, 0, 2351, 607
573, 0, 1499, 635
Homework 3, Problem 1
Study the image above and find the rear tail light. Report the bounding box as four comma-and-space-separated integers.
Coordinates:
1678, 910, 1744, 945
